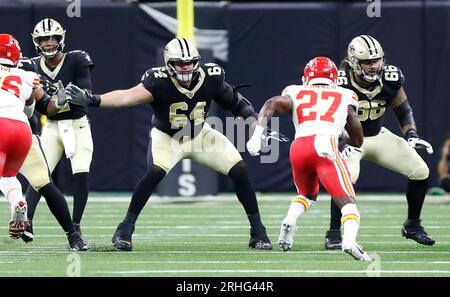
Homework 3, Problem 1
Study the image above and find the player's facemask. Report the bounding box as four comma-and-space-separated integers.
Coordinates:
32, 18, 66, 59
168, 59, 200, 83
164, 38, 201, 84
347, 35, 385, 82
37, 36, 63, 58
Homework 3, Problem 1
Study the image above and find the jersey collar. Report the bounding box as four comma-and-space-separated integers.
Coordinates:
349, 71, 383, 100
170, 67, 205, 99
40, 53, 66, 80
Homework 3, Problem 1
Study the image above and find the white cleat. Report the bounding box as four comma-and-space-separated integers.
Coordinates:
278, 221, 296, 252
342, 241, 372, 261
9, 201, 29, 239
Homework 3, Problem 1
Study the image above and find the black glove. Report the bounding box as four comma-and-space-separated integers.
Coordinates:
65, 83, 100, 107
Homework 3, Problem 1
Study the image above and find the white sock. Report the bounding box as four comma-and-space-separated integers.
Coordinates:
341, 203, 360, 244
284, 195, 314, 223
0, 177, 25, 219
7, 189, 24, 219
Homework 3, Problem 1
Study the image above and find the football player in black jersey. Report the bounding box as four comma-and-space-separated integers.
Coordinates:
23, 18, 95, 240
324, 35, 435, 249
16, 57, 88, 250
66, 37, 272, 251
438, 134, 450, 193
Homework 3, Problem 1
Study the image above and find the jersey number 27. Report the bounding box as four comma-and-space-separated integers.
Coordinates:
295, 90, 342, 124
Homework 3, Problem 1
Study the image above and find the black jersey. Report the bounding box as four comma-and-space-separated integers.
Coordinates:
32, 50, 94, 121
141, 63, 229, 137
17, 57, 38, 73
337, 64, 405, 136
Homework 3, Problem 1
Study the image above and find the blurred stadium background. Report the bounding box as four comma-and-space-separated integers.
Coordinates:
0, 0, 449, 196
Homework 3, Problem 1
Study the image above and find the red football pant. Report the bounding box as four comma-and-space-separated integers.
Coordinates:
290, 135, 355, 198
0, 118, 32, 177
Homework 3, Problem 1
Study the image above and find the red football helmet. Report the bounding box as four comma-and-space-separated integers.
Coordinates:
0, 34, 22, 66
303, 56, 338, 86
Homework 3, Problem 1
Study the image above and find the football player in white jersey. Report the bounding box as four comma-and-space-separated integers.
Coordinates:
247, 57, 370, 261
0, 34, 62, 238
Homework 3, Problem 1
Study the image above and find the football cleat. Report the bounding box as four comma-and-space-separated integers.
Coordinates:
342, 241, 371, 261
249, 226, 272, 250
73, 223, 82, 236
21, 220, 34, 243
325, 229, 342, 250
67, 231, 89, 251
402, 219, 435, 246
278, 222, 296, 252
9, 201, 29, 239
112, 222, 135, 251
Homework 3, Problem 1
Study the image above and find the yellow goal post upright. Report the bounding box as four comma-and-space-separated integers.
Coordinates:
177, 0, 196, 44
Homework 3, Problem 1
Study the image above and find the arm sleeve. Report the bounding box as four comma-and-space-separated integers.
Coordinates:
75, 64, 93, 90
74, 51, 94, 90
213, 83, 258, 120
34, 92, 52, 115
393, 99, 416, 132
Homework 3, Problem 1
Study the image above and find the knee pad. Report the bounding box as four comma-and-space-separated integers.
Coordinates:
0, 177, 22, 196
27, 174, 51, 191
409, 164, 429, 180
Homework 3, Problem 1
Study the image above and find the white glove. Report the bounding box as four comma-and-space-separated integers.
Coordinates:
247, 125, 265, 156
408, 137, 433, 154
54, 80, 68, 109
341, 145, 363, 160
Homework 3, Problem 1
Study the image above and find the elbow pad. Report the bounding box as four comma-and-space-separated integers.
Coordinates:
232, 92, 258, 119
24, 100, 35, 118
394, 100, 416, 128
35, 92, 52, 115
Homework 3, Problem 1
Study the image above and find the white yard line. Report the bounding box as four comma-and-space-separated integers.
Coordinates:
95, 269, 450, 274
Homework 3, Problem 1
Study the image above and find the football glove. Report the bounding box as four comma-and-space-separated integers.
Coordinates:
406, 129, 433, 154
408, 137, 433, 154
247, 125, 264, 156
262, 128, 290, 146
341, 145, 363, 160
65, 83, 96, 107
54, 80, 68, 109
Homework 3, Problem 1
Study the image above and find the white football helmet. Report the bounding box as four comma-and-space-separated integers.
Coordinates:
32, 18, 66, 58
164, 38, 201, 83
347, 35, 384, 82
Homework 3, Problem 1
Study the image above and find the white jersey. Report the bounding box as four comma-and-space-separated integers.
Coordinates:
0, 65, 39, 123
282, 84, 358, 139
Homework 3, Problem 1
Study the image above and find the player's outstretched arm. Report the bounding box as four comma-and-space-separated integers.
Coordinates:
66, 83, 153, 108
246, 95, 292, 156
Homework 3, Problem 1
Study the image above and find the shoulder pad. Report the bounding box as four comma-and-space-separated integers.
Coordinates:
17, 57, 38, 72
203, 63, 225, 78
381, 64, 405, 88
141, 67, 168, 92
337, 68, 350, 86
68, 50, 94, 67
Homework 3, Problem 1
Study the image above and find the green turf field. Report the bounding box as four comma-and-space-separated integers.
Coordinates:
0, 194, 449, 277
